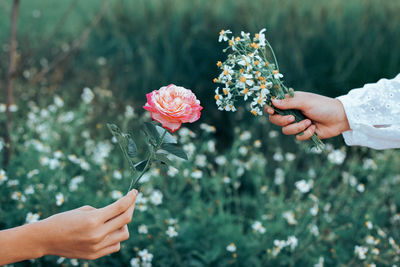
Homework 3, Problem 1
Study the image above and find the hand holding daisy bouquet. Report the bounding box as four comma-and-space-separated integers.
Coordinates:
108, 84, 203, 191
214, 29, 324, 150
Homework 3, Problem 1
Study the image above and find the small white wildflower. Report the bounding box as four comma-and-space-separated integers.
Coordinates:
295, 179, 313, 194
365, 221, 373, 230
150, 190, 163, 205
130, 258, 140, 267
314, 257, 324, 267
138, 249, 153, 263
81, 87, 94, 104
215, 155, 227, 166
218, 29, 232, 42
0, 169, 8, 185
283, 211, 297, 225
274, 168, 285, 185
226, 243, 236, 252
138, 225, 148, 234
166, 226, 178, 238
167, 166, 179, 177
27, 169, 39, 179
286, 236, 298, 250
273, 152, 283, 161
354, 245, 368, 260
223, 176, 231, 184
252, 221, 266, 234
56, 192, 64, 206
195, 154, 207, 167
357, 183, 365, 193
239, 131, 252, 141
26, 212, 40, 223
238, 146, 248, 156
327, 149, 346, 165
113, 170, 122, 180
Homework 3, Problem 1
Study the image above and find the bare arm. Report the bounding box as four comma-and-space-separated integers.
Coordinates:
0, 189, 138, 265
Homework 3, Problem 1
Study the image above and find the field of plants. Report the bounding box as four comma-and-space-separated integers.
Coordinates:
1, 0, 400, 266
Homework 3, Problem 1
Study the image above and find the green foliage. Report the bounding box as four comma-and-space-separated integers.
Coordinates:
1, 89, 400, 266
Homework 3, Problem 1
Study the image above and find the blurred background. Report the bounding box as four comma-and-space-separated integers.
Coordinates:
1, 0, 400, 266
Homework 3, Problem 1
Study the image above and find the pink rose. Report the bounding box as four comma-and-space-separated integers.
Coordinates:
143, 84, 203, 132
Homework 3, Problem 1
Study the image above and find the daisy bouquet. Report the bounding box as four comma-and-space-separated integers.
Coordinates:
214, 29, 324, 150
108, 84, 203, 192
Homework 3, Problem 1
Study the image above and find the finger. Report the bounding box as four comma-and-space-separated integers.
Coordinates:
103, 201, 135, 233
296, 124, 316, 141
272, 92, 305, 110
98, 189, 138, 222
101, 226, 130, 248
89, 243, 121, 260
282, 119, 312, 135
78, 205, 96, 211
264, 105, 275, 115
269, 114, 295, 127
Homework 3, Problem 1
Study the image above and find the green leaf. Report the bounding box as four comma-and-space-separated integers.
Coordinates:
127, 137, 138, 158
161, 143, 188, 160
155, 125, 177, 144
134, 160, 149, 172
144, 122, 160, 143
154, 153, 174, 166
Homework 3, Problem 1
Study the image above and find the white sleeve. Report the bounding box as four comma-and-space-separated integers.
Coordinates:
336, 73, 400, 150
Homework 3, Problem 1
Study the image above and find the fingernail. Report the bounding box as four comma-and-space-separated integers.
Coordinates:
289, 116, 295, 122
132, 189, 138, 196
305, 120, 311, 126
267, 108, 273, 114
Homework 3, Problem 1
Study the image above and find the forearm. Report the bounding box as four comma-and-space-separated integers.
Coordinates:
0, 222, 46, 265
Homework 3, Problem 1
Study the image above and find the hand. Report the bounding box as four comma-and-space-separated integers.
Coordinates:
265, 92, 350, 141
38, 189, 138, 260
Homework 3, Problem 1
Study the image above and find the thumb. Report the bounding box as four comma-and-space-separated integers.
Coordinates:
272, 93, 306, 111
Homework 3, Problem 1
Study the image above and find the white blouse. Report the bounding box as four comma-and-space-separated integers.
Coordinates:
337, 73, 400, 150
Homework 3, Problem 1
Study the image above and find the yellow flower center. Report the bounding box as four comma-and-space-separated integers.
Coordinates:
265, 62, 269, 66
273, 70, 279, 75
240, 76, 246, 83
213, 78, 218, 83
229, 40, 233, 46
219, 30, 224, 35
217, 61, 222, 67
251, 110, 258, 116
254, 60, 259, 65
243, 88, 249, 94
255, 33, 259, 39
251, 43, 259, 49
260, 84, 266, 89
223, 70, 229, 75
223, 89, 228, 95
235, 37, 240, 41
239, 69, 244, 74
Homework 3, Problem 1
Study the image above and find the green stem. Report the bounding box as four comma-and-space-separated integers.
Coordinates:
128, 129, 168, 191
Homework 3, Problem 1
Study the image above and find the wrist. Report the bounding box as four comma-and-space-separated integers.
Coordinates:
335, 99, 351, 133
26, 221, 48, 258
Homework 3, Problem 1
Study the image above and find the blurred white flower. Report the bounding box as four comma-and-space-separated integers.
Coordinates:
138, 249, 153, 263
81, 87, 94, 104
125, 105, 135, 118
183, 143, 196, 157
0, 169, 8, 185
191, 169, 203, 179
207, 140, 216, 153
27, 169, 39, 179
254, 140, 262, 148
69, 175, 84, 191
26, 212, 40, 223
130, 258, 140, 267
354, 245, 368, 260
283, 211, 297, 225
309, 224, 319, 236
286, 236, 298, 250
24, 185, 35, 195
167, 166, 179, 177
239, 131, 251, 141
56, 192, 64, 206
8, 179, 19, 186
200, 123, 216, 133
274, 168, 285, 185
295, 180, 313, 194
285, 153, 296, 161
357, 184, 365, 193
54, 96, 64, 107
111, 190, 123, 200
195, 154, 207, 167
138, 224, 148, 234
226, 243, 236, 252
215, 155, 227, 166
273, 152, 283, 161
166, 226, 178, 238
223, 176, 231, 184
365, 221, 373, 230
238, 146, 248, 156
12, 191, 26, 202
150, 190, 163, 205
310, 203, 319, 216
252, 221, 266, 234
328, 149, 346, 165
113, 170, 122, 180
